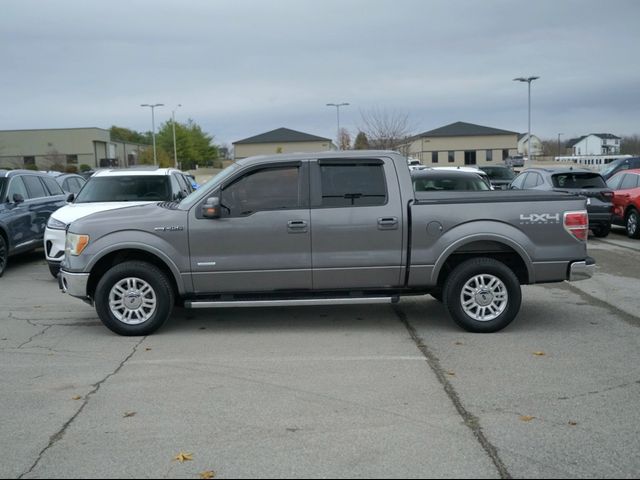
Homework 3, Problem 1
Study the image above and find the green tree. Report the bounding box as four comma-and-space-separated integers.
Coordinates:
156, 119, 219, 170
354, 131, 370, 150
110, 126, 149, 144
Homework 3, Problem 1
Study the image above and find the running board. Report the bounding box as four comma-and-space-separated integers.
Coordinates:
184, 297, 399, 309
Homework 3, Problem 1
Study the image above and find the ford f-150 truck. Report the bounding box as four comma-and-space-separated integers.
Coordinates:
58, 151, 595, 336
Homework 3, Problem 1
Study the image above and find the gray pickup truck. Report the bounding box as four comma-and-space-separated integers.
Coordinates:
59, 151, 595, 336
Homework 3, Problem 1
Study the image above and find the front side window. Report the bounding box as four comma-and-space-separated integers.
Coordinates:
221, 166, 301, 216
522, 173, 541, 189
22, 175, 48, 199
607, 174, 624, 190
7, 177, 29, 201
510, 173, 527, 189
620, 174, 639, 190
319, 163, 386, 207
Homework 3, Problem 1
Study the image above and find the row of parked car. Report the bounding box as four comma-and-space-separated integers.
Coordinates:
410, 158, 640, 240
0, 167, 198, 277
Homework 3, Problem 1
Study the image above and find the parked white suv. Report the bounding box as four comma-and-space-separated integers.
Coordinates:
45, 167, 194, 277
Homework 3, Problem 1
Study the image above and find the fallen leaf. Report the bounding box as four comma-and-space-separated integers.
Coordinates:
200, 470, 216, 479
454, 341, 464, 346
568, 421, 578, 426
520, 415, 536, 422
173, 452, 193, 463
145, 347, 152, 351
533, 351, 546, 357
446, 371, 456, 376
123, 411, 136, 418
71, 395, 82, 400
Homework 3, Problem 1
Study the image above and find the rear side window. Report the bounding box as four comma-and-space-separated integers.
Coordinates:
22, 175, 48, 198
42, 176, 64, 196
620, 174, 639, 190
552, 173, 606, 189
319, 163, 387, 207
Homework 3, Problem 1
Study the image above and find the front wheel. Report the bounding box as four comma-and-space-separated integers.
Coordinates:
94, 261, 174, 336
443, 258, 522, 333
627, 209, 640, 239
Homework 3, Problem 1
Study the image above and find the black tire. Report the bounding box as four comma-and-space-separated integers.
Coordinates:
94, 261, 174, 336
443, 257, 522, 333
0, 235, 7, 278
592, 224, 611, 238
48, 262, 60, 279
626, 209, 640, 239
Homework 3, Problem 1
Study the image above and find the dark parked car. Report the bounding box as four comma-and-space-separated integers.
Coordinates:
0, 170, 67, 276
479, 165, 516, 190
510, 167, 613, 237
47, 172, 87, 195
505, 155, 525, 168
411, 169, 491, 192
600, 156, 640, 180
607, 169, 640, 238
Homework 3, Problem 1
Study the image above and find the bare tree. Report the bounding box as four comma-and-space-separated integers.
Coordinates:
621, 135, 640, 155
338, 128, 351, 150
358, 107, 413, 150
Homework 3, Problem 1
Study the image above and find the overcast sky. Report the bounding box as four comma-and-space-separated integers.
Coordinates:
1, 0, 639, 147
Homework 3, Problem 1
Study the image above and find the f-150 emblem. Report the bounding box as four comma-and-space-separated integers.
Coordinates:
519, 214, 561, 224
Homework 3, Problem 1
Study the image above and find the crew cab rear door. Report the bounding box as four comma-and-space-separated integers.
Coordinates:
309, 157, 404, 289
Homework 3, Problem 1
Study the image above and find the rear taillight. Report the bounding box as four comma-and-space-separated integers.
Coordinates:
564, 211, 589, 241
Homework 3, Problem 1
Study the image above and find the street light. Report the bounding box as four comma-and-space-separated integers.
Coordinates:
326, 102, 350, 150
171, 104, 182, 169
140, 103, 164, 165
513, 76, 540, 162
557, 133, 564, 158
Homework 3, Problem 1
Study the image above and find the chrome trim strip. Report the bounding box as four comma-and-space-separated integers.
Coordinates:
185, 297, 396, 309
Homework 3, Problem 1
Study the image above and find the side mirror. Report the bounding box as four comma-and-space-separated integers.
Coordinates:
13, 193, 24, 204
67, 193, 75, 203
202, 197, 221, 219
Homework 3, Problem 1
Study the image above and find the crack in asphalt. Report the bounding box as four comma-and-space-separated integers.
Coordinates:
18, 336, 146, 479
392, 305, 512, 480
16, 321, 53, 349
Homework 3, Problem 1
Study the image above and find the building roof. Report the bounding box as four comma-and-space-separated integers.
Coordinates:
568, 133, 621, 147
233, 127, 332, 145
412, 122, 518, 140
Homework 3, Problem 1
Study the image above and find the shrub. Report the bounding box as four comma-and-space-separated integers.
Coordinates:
79, 164, 92, 172
65, 165, 78, 173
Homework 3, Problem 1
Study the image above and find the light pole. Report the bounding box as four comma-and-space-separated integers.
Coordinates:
326, 102, 349, 150
140, 103, 164, 165
513, 76, 539, 162
171, 104, 182, 169
557, 133, 564, 158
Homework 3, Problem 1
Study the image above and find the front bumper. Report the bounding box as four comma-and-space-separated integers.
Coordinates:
44, 227, 66, 263
59, 270, 91, 300
569, 257, 596, 282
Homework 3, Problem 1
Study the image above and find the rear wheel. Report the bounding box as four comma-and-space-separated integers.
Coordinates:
95, 261, 174, 336
0, 235, 7, 277
627, 209, 640, 239
592, 224, 611, 238
443, 257, 522, 333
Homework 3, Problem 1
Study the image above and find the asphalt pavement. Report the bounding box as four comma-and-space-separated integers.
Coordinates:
0, 233, 638, 479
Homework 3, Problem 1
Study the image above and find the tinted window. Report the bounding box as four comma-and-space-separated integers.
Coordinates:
22, 175, 48, 198
523, 173, 541, 189
607, 174, 624, 190
75, 176, 172, 202
510, 173, 527, 189
413, 174, 490, 191
552, 173, 607, 189
7, 176, 29, 201
222, 167, 300, 216
620, 174, 639, 190
480, 167, 515, 180
42, 176, 64, 195
319, 164, 386, 207
174, 173, 190, 194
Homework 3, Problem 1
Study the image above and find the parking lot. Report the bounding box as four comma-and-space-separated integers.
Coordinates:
1, 229, 639, 479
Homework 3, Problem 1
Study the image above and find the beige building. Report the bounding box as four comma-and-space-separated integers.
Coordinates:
0, 128, 147, 170
398, 122, 519, 166
233, 127, 335, 160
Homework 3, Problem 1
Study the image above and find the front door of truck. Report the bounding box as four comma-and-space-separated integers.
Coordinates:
188, 162, 312, 294
309, 158, 404, 289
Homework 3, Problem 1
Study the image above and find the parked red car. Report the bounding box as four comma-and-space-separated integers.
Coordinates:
606, 169, 640, 238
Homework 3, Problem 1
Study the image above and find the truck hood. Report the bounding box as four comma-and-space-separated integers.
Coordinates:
51, 202, 152, 225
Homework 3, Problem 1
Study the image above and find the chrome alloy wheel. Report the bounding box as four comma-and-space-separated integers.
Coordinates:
109, 277, 157, 325
460, 274, 508, 322
628, 212, 638, 236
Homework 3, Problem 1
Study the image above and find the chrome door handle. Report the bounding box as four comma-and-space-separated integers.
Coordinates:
377, 217, 398, 230
287, 220, 308, 233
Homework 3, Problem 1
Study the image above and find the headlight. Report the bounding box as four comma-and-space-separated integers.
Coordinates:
47, 217, 67, 230
65, 233, 90, 256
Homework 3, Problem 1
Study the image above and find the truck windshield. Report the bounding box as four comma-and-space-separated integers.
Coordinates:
75, 176, 171, 203
480, 167, 515, 180
552, 173, 607, 189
